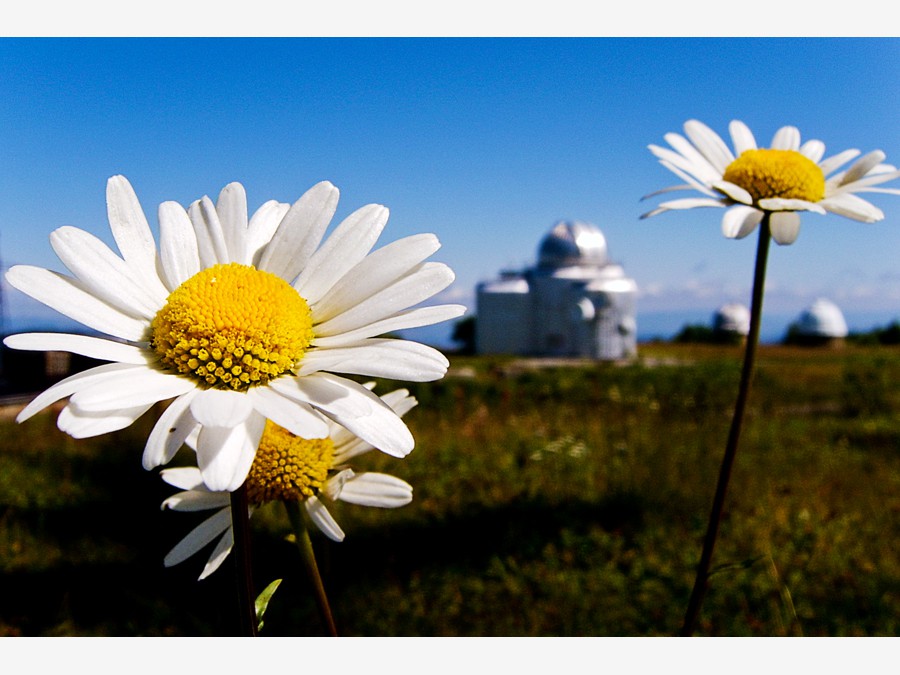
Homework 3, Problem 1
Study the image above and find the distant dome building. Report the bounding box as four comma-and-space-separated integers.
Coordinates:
476, 220, 638, 360
786, 298, 848, 346
713, 303, 751, 337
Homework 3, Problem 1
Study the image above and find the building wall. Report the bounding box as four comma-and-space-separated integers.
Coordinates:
476, 273, 638, 360
475, 288, 531, 355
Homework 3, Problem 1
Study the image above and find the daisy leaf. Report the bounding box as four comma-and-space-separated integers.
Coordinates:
255, 578, 283, 633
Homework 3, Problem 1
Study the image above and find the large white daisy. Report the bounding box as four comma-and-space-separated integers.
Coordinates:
161, 386, 417, 580
641, 119, 900, 244
4, 176, 464, 491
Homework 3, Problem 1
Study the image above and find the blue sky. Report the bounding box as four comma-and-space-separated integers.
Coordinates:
2, 37, 899, 343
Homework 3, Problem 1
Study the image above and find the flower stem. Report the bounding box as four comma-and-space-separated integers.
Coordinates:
679, 215, 772, 636
285, 501, 338, 636
230, 484, 259, 637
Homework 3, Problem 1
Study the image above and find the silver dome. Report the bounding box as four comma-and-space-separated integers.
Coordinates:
537, 220, 608, 269
794, 298, 848, 337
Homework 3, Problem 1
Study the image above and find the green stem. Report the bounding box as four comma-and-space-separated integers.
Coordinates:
285, 501, 338, 636
230, 483, 259, 637
679, 215, 772, 636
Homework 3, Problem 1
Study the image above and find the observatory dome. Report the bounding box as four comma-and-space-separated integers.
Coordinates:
713, 303, 751, 335
537, 220, 608, 269
794, 298, 848, 337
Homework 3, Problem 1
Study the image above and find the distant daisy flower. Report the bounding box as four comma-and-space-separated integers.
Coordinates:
161, 386, 417, 579
4, 176, 463, 491
641, 119, 900, 244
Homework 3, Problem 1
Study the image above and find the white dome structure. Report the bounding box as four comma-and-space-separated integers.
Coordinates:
476, 220, 637, 360
794, 298, 849, 338
537, 220, 609, 269
713, 303, 751, 336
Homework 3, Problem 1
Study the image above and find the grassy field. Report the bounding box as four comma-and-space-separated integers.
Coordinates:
1, 342, 898, 636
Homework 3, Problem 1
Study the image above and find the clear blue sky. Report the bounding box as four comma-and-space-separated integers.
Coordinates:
2, 38, 899, 343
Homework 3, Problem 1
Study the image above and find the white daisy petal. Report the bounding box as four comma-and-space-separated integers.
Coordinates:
3, 332, 148, 365
58, 402, 153, 438
721, 205, 763, 240
818, 148, 861, 177
50, 226, 162, 318
257, 181, 340, 282
158, 201, 201, 290
226, 413, 266, 492
144, 390, 200, 470
13, 362, 146, 423
820, 192, 885, 223
247, 200, 290, 266
640, 197, 727, 219
189, 389, 259, 490
199, 526, 235, 580
332, 437, 375, 464
189, 388, 253, 428
769, 211, 802, 245
770, 126, 801, 151
728, 120, 758, 155
304, 496, 345, 542
105, 175, 168, 299
659, 134, 721, 183
839, 150, 887, 186
655, 160, 719, 197
216, 182, 249, 264
195, 421, 253, 492
832, 168, 900, 192
311, 304, 466, 348
649, 143, 719, 185
162, 490, 231, 512
271, 373, 414, 458
799, 139, 826, 163
758, 198, 826, 214
313, 262, 455, 337
188, 197, 230, 268
641, 183, 708, 201
327, 391, 411, 451
164, 507, 232, 568
160, 466, 206, 491
379, 388, 417, 418
299, 339, 449, 381
69, 368, 195, 413
711, 180, 753, 205
312, 233, 443, 323
246, 386, 330, 439
293, 203, 389, 305
337, 472, 413, 508
684, 119, 734, 173
5, 265, 148, 342
322, 469, 355, 500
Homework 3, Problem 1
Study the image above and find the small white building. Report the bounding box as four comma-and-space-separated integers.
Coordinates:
713, 303, 751, 337
476, 220, 638, 360
792, 298, 849, 342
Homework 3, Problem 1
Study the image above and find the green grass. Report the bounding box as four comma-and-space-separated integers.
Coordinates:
1, 343, 899, 635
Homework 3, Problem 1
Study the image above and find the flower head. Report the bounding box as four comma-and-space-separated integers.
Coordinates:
161, 386, 417, 579
642, 120, 900, 244
5, 177, 464, 491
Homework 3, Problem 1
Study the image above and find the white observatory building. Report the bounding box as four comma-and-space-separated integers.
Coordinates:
713, 303, 751, 338
789, 298, 849, 346
475, 220, 638, 360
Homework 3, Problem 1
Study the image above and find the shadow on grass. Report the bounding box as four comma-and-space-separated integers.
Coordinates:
1, 478, 650, 635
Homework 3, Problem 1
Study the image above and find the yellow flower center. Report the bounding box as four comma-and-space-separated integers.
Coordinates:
151, 263, 314, 391
722, 148, 825, 204
245, 421, 335, 504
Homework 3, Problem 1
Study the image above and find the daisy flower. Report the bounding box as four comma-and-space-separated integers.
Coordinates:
641, 119, 900, 244
4, 176, 464, 491
161, 386, 417, 579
